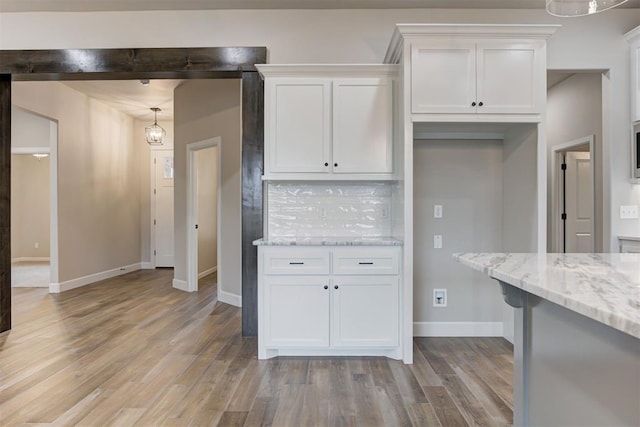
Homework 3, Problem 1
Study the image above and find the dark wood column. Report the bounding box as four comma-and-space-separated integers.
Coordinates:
241, 71, 264, 336
0, 74, 11, 333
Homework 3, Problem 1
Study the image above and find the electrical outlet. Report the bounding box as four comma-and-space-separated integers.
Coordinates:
34, 242, 39, 249
434, 235, 443, 249
620, 205, 639, 219
434, 204, 443, 218
433, 289, 447, 307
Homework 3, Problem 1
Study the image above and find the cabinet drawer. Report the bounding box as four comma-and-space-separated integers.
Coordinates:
262, 247, 330, 275
332, 248, 399, 275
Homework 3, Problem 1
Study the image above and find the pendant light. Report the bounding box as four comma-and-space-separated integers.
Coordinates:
546, 0, 629, 17
145, 107, 166, 146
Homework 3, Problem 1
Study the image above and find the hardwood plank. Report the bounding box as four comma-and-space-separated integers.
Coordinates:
424, 386, 471, 427
1, 269, 514, 426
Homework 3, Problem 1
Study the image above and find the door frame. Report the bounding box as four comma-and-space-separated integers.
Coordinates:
551, 135, 595, 252
186, 137, 222, 293
0, 47, 266, 335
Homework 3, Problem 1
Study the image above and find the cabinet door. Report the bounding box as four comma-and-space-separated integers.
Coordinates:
266, 79, 331, 173
411, 41, 476, 114
332, 79, 393, 174
476, 41, 543, 114
331, 276, 399, 347
264, 276, 330, 347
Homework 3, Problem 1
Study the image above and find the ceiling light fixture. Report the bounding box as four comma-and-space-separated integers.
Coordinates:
32, 153, 49, 160
145, 107, 166, 146
140, 79, 150, 86
546, 0, 629, 17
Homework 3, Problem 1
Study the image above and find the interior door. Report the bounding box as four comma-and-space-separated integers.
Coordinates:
154, 150, 174, 267
564, 151, 593, 253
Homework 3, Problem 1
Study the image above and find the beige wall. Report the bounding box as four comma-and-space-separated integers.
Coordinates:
174, 80, 242, 299
10, 154, 50, 259
11, 107, 51, 149
547, 73, 604, 252
11, 81, 142, 282
196, 146, 219, 275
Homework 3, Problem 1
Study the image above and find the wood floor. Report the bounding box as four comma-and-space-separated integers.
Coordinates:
0, 269, 514, 426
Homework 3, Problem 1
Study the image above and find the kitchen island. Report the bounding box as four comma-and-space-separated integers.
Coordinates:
455, 253, 640, 426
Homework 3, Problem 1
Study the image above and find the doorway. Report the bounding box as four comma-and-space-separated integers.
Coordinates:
551, 136, 596, 253
0, 47, 265, 335
186, 137, 221, 293
10, 108, 59, 290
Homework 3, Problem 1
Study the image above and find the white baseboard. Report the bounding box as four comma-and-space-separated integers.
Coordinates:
172, 278, 189, 292
413, 321, 503, 337
218, 289, 242, 307
12, 257, 50, 263
141, 262, 154, 269
49, 263, 142, 293
198, 266, 217, 279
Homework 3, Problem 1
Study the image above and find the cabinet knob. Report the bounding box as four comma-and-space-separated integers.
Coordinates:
478, 101, 484, 107
324, 162, 329, 167
334, 285, 339, 290
323, 285, 328, 290
334, 163, 338, 167
471, 101, 476, 107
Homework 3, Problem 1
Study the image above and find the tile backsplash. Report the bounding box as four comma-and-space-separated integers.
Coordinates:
267, 182, 392, 238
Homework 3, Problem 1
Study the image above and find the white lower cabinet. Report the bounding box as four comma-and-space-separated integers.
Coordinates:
331, 276, 399, 347
258, 245, 401, 359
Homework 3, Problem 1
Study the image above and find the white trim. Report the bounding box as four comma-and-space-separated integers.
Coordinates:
10, 146, 50, 154
11, 257, 50, 263
198, 266, 217, 279
256, 64, 398, 79
49, 263, 142, 293
172, 278, 189, 292
218, 290, 242, 307
49, 119, 60, 285
141, 262, 154, 269
186, 137, 222, 293
413, 321, 504, 337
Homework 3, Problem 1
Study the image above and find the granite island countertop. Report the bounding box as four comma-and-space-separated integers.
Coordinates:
454, 253, 640, 339
253, 237, 403, 246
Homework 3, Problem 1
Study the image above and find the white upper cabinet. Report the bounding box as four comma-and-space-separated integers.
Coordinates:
626, 26, 640, 123
333, 78, 393, 174
386, 24, 558, 120
268, 79, 331, 173
411, 41, 476, 114
411, 40, 543, 115
257, 65, 397, 180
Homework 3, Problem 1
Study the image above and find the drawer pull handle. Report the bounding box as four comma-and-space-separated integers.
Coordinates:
289, 262, 304, 265
358, 262, 374, 265
334, 285, 339, 290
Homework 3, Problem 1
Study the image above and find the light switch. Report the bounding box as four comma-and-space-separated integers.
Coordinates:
434, 205, 443, 218
620, 205, 639, 219
434, 234, 443, 249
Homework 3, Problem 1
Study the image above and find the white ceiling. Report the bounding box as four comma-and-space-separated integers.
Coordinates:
0, 0, 637, 12
62, 79, 182, 121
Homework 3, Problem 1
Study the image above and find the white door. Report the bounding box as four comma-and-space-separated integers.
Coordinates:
331, 276, 399, 347
153, 150, 174, 267
264, 276, 330, 347
266, 79, 331, 174
411, 41, 476, 114
476, 41, 542, 114
564, 152, 593, 253
332, 78, 393, 174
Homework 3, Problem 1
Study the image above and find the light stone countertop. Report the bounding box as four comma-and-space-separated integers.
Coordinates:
253, 237, 403, 246
619, 235, 640, 241
454, 253, 640, 339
